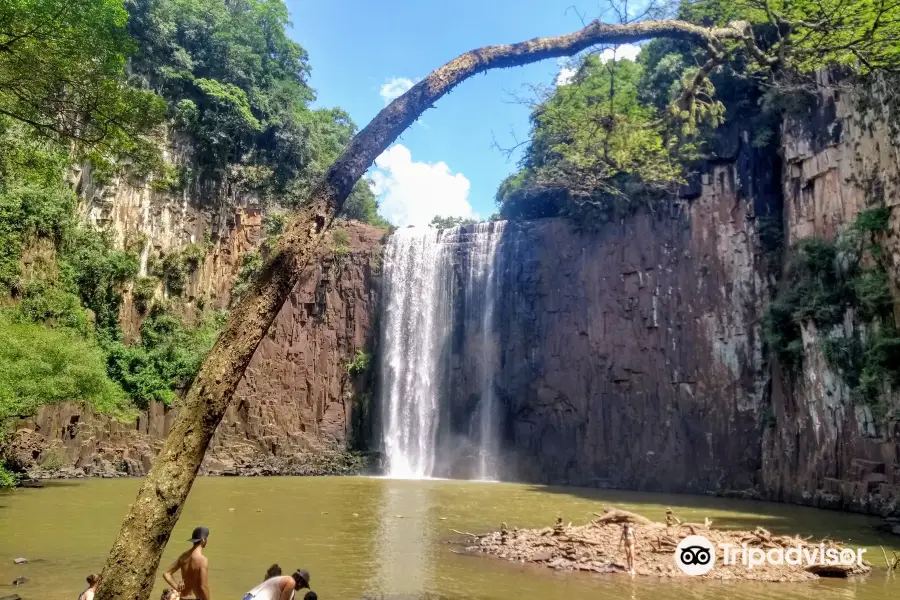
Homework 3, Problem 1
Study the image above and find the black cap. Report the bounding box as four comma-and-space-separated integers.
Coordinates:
188, 526, 209, 544
303, 593, 317, 600
293, 569, 310, 588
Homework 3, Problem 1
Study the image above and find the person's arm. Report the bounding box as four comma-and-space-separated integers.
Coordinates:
278, 578, 294, 600
199, 560, 211, 600
163, 557, 183, 592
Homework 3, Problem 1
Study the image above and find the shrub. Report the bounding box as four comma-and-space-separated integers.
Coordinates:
132, 276, 158, 313
105, 308, 226, 408
332, 228, 351, 257
763, 209, 900, 416
853, 207, 891, 233
0, 462, 17, 489
16, 280, 93, 336
181, 243, 207, 271
231, 251, 262, 300
0, 314, 131, 424
347, 350, 371, 376
158, 252, 188, 296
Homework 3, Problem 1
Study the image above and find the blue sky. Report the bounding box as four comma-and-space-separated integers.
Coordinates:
287, 0, 641, 226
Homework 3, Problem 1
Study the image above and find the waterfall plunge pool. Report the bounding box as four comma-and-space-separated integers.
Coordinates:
2, 476, 898, 600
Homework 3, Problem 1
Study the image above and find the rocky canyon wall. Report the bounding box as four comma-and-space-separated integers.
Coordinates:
440, 74, 900, 516
10, 141, 386, 477
446, 161, 772, 492
762, 72, 900, 514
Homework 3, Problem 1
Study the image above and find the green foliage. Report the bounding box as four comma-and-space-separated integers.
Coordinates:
156, 252, 188, 296
762, 298, 805, 372
429, 215, 477, 229
0, 122, 76, 291
181, 243, 207, 270
332, 228, 351, 257
62, 227, 140, 336
853, 207, 891, 234
232, 251, 263, 299
265, 213, 287, 239
0, 461, 18, 488
262, 212, 286, 252
106, 308, 225, 408
0, 0, 166, 146
133, 277, 158, 313
763, 210, 900, 413
347, 350, 371, 376
497, 58, 701, 223
16, 280, 93, 336
0, 312, 131, 423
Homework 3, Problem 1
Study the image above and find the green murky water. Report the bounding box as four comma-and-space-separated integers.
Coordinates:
1, 477, 899, 600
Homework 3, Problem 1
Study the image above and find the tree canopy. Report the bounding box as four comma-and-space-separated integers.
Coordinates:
429, 215, 478, 229
496, 0, 900, 223
0, 0, 166, 145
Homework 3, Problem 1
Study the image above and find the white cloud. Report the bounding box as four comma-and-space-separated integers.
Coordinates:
380, 77, 418, 104
556, 66, 578, 86
556, 43, 643, 86
370, 144, 475, 227
598, 43, 642, 63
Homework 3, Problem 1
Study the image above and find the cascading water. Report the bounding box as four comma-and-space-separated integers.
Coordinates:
378, 222, 506, 480
465, 222, 505, 480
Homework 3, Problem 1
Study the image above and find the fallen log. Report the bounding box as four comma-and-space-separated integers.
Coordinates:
593, 507, 652, 526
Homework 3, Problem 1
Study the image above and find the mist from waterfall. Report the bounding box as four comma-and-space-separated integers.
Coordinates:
378, 222, 505, 480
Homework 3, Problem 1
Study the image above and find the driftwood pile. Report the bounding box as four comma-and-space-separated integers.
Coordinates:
456, 507, 872, 582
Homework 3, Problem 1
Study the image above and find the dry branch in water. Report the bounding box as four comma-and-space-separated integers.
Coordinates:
98, 16, 785, 600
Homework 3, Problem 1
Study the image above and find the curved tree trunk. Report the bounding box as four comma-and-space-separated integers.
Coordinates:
96, 18, 748, 600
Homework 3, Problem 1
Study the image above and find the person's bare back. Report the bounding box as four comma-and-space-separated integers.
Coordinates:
164, 527, 211, 600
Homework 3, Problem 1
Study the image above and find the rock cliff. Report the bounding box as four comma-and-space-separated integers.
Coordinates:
443, 166, 771, 492
11, 148, 386, 477
762, 72, 900, 514
435, 74, 900, 516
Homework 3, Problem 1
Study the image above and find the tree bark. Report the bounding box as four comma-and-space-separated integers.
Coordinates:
96, 17, 751, 600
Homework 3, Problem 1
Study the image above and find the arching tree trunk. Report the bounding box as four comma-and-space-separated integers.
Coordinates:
96, 18, 749, 600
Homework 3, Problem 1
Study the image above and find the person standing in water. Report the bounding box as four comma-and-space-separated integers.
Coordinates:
241, 569, 310, 600
619, 522, 636, 575
78, 574, 100, 600
163, 526, 211, 600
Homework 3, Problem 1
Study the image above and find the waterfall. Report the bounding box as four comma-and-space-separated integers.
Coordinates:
378, 222, 505, 480
465, 221, 505, 480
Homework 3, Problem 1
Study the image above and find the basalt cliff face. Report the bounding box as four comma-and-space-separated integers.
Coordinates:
438, 74, 900, 515
762, 73, 900, 514
10, 147, 386, 478
445, 164, 771, 491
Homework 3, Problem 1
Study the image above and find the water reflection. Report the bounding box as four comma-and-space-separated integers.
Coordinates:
370, 481, 435, 598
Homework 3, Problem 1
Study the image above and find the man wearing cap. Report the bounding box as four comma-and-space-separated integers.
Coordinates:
241, 569, 310, 600
163, 527, 211, 600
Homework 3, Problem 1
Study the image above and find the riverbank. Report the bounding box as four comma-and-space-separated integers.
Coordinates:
461, 507, 874, 582
9, 448, 368, 482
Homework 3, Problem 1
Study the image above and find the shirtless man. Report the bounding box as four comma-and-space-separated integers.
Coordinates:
163, 526, 211, 600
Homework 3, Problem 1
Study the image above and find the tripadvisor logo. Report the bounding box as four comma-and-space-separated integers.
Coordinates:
675, 535, 716, 575
674, 535, 867, 576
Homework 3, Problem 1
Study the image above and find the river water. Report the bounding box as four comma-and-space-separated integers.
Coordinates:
2, 477, 899, 600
